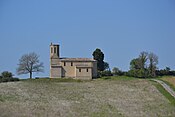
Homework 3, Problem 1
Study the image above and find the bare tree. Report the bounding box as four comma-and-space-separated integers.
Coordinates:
148, 52, 158, 77
17, 52, 44, 79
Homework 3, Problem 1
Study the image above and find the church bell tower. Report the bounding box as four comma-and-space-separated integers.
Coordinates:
50, 43, 60, 59
50, 43, 62, 78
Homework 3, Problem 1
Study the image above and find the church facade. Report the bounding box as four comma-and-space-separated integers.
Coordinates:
50, 43, 97, 79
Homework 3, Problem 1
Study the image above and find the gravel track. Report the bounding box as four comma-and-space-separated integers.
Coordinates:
151, 79, 175, 98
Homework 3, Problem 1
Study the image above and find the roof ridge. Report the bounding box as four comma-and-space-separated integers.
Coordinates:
60, 57, 96, 62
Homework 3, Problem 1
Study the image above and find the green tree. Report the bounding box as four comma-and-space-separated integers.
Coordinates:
128, 51, 158, 78
17, 52, 44, 79
130, 58, 140, 70
1, 71, 13, 78
92, 48, 105, 71
112, 67, 123, 76
104, 62, 110, 70
165, 67, 170, 72
148, 52, 158, 77
130, 52, 148, 70
139, 51, 148, 69
112, 67, 120, 75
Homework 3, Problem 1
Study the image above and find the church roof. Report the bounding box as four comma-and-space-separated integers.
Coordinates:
60, 58, 96, 62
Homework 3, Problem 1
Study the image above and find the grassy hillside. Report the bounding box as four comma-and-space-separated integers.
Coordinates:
0, 77, 175, 117
160, 76, 175, 90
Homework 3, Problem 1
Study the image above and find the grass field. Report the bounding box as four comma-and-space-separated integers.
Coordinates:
0, 77, 175, 117
161, 76, 175, 88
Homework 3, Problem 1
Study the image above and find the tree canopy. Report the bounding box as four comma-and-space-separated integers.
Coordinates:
92, 48, 105, 71
1, 71, 13, 78
128, 51, 158, 78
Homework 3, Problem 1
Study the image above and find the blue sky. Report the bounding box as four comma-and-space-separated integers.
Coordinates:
0, 0, 175, 78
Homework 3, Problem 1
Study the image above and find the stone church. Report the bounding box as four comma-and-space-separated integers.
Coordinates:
50, 43, 97, 79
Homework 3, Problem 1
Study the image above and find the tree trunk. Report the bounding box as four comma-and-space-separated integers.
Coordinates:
30, 72, 32, 79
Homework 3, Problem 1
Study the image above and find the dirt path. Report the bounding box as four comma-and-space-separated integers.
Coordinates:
151, 79, 175, 98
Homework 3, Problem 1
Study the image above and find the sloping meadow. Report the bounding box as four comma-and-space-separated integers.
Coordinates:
0, 78, 175, 117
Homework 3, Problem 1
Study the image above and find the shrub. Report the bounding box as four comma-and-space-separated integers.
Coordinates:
98, 70, 112, 77
1, 71, 13, 78
112, 67, 124, 76
0, 77, 19, 83
1, 78, 9, 82
0, 71, 20, 83
127, 69, 149, 78
11, 77, 20, 82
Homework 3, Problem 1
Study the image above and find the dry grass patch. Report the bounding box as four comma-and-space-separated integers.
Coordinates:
0, 78, 175, 117
161, 76, 175, 87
